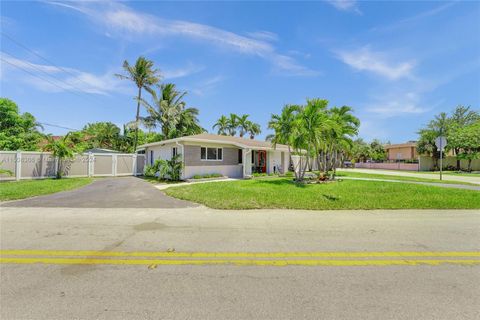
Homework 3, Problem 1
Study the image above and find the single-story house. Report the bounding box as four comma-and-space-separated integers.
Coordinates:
384, 142, 418, 161
137, 133, 291, 179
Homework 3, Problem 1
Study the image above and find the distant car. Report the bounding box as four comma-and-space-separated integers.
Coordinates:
343, 161, 353, 168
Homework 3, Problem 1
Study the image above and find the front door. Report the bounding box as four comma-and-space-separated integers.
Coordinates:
257, 150, 266, 173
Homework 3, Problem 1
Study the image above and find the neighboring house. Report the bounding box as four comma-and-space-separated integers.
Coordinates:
137, 133, 291, 179
84, 148, 122, 154
384, 142, 418, 161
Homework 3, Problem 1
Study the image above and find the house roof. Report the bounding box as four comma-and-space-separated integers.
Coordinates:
384, 142, 417, 149
138, 133, 291, 152
85, 148, 122, 154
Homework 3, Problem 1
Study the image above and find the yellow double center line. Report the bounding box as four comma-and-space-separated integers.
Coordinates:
1, 250, 479, 267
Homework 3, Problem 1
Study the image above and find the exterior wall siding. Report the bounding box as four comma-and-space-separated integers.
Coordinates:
387, 146, 418, 160
184, 145, 240, 166
183, 165, 243, 179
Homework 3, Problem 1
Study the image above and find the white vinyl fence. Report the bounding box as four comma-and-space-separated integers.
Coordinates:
0, 151, 145, 181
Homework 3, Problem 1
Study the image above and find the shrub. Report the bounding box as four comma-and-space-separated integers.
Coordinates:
192, 173, 223, 179
144, 165, 157, 177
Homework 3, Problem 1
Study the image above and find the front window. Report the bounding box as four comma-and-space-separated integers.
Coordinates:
238, 149, 243, 164
201, 147, 223, 161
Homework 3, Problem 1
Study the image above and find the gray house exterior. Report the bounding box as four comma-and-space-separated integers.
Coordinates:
137, 133, 291, 179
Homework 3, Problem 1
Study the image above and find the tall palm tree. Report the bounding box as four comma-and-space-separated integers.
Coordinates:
140, 83, 203, 139
328, 106, 360, 176
246, 121, 261, 139
268, 104, 301, 179
115, 56, 161, 150
213, 115, 229, 135
227, 113, 238, 136
236, 114, 250, 138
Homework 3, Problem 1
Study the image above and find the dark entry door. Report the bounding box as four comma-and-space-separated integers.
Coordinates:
258, 150, 266, 173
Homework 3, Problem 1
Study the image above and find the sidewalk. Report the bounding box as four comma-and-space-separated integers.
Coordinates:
338, 168, 480, 185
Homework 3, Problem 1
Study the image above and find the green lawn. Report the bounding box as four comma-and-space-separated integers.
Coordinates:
165, 178, 480, 210
336, 171, 477, 186
0, 178, 93, 201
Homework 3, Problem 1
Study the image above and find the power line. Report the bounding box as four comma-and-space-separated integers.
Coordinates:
1, 32, 111, 104
1, 57, 90, 100
1, 31, 96, 90
38, 122, 80, 131
1, 51, 82, 93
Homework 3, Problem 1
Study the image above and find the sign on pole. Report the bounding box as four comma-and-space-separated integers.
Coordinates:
435, 136, 447, 151
435, 136, 447, 180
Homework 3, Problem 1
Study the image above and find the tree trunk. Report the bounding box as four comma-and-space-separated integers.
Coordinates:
133, 86, 142, 152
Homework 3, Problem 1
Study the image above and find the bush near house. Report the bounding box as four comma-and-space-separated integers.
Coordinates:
192, 173, 223, 179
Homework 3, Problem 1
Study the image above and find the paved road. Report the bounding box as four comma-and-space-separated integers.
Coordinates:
339, 168, 480, 185
0, 177, 197, 208
1, 206, 479, 319
339, 176, 480, 191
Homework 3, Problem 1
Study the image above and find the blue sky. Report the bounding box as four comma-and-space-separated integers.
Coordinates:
1, 0, 479, 143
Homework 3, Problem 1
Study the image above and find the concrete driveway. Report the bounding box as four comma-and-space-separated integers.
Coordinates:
0, 177, 197, 208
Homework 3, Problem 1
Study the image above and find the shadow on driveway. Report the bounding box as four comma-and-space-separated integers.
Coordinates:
1, 177, 198, 208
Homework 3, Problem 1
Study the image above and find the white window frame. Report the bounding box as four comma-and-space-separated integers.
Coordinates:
201, 147, 223, 161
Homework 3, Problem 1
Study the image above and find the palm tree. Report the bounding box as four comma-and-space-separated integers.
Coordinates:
236, 114, 250, 138
140, 83, 203, 139
213, 115, 229, 135
115, 56, 161, 151
268, 104, 301, 179
227, 113, 238, 136
175, 107, 204, 137
328, 106, 360, 176
44, 134, 75, 179
246, 121, 261, 139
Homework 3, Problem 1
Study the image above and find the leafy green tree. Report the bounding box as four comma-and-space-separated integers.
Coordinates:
82, 122, 121, 150
448, 105, 479, 169
0, 98, 44, 151
350, 139, 370, 163
213, 115, 229, 135
116, 57, 161, 151
449, 121, 480, 171
369, 139, 387, 161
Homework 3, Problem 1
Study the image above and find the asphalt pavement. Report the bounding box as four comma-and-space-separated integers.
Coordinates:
1, 206, 479, 319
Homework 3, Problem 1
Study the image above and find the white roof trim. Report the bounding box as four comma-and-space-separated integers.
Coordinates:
137, 137, 289, 152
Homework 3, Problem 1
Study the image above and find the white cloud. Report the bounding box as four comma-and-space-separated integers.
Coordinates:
47, 1, 317, 76
163, 63, 205, 80
366, 92, 430, 118
326, 0, 361, 13
191, 75, 225, 96
336, 46, 415, 80
1, 52, 124, 95
246, 31, 279, 42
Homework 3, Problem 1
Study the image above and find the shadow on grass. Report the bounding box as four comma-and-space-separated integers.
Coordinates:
322, 194, 340, 201
253, 178, 307, 188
